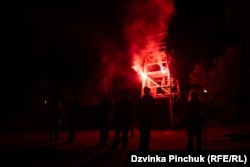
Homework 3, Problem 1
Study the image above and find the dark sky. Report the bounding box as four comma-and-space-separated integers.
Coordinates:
1, 0, 249, 103
169, 0, 226, 92
1, 1, 120, 87
169, 0, 250, 93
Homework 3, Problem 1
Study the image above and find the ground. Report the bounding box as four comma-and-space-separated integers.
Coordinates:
1, 125, 250, 167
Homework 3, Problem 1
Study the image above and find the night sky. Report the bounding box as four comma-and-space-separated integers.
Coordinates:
1, 0, 250, 107
169, 0, 226, 92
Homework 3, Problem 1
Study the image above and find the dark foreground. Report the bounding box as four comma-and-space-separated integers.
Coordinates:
1, 126, 250, 167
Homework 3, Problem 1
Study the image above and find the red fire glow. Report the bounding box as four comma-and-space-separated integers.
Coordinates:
123, 0, 175, 76
140, 71, 147, 81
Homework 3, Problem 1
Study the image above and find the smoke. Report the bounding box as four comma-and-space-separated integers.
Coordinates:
86, 0, 175, 102
89, 26, 133, 100
123, 0, 175, 73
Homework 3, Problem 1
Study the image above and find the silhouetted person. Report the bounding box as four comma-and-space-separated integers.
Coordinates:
184, 90, 205, 151
48, 97, 62, 142
96, 94, 111, 147
66, 93, 81, 144
137, 87, 155, 151
112, 90, 134, 149
130, 108, 136, 138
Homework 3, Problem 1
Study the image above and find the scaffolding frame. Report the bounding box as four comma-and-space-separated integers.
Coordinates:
140, 33, 180, 129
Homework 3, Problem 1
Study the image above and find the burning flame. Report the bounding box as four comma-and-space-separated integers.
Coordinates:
140, 71, 147, 81
161, 66, 167, 74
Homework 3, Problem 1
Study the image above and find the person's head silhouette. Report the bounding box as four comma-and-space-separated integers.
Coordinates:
143, 87, 150, 96
188, 90, 199, 102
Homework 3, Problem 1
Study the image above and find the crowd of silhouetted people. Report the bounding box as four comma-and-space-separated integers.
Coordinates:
46, 87, 205, 151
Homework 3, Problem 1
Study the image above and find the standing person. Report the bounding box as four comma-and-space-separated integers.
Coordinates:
48, 96, 62, 142
66, 91, 81, 144
137, 87, 155, 151
130, 108, 136, 138
112, 90, 134, 150
184, 90, 205, 151
96, 94, 112, 147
